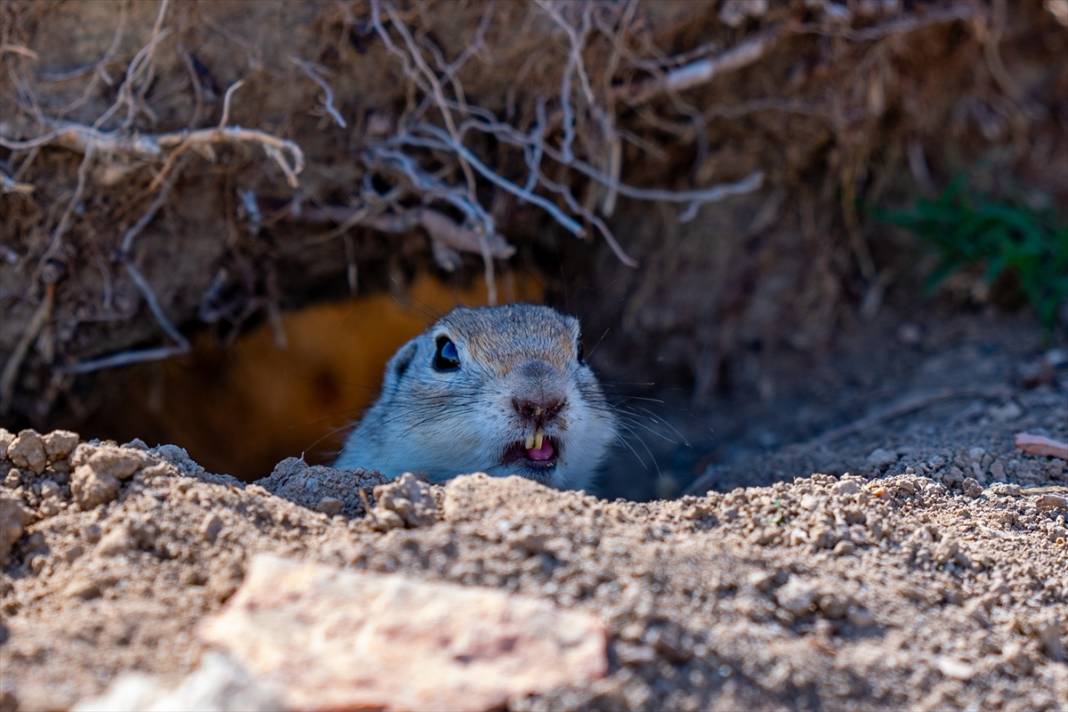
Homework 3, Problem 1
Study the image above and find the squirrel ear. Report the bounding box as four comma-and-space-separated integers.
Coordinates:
385, 338, 419, 389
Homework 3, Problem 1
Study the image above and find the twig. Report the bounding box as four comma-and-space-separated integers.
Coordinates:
291, 203, 515, 260
123, 261, 190, 350
1, 118, 305, 188
1015, 433, 1068, 462
0, 169, 33, 194
93, 0, 170, 130
45, 146, 95, 259
395, 127, 584, 236
793, 4, 979, 42
290, 57, 347, 129
372, 0, 478, 196
539, 172, 637, 267
62, 345, 189, 375
615, 29, 782, 105
367, 146, 494, 236
454, 115, 765, 206
64, 175, 191, 376
0, 284, 54, 413
218, 79, 244, 128
0, 44, 38, 60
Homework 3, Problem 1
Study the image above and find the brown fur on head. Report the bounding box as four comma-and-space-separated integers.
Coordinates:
434, 304, 580, 376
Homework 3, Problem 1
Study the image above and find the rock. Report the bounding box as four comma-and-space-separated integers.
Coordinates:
317, 497, 342, 515
833, 540, 855, 556
961, 478, 983, 498
200, 555, 608, 712
70, 464, 120, 510
834, 479, 861, 496
1036, 494, 1068, 512
1035, 619, 1065, 661
8, 430, 47, 474
67, 445, 151, 510
776, 577, 817, 617
74, 653, 283, 712
1014, 433, 1068, 461
3, 468, 20, 488
942, 466, 965, 487
0, 428, 13, 461
866, 448, 897, 469
0, 495, 30, 563
989, 402, 1022, 422
152, 444, 209, 479
42, 430, 80, 462
72, 445, 146, 481
988, 459, 1006, 480
373, 473, 438, 528
935, 656, 975, 681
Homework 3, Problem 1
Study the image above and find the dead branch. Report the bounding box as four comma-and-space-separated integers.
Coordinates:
0, 118, 305, 188
1015, 433, 1068, 462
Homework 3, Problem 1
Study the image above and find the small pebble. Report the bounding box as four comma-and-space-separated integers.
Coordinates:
866, 448, 898, 469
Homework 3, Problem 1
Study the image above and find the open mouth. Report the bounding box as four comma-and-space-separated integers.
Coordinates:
502, 429, 560, 470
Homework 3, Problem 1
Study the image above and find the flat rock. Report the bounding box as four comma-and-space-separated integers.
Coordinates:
200, 554, 608, 712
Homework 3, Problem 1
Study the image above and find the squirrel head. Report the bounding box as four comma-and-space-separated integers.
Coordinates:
339, 303, 617, 490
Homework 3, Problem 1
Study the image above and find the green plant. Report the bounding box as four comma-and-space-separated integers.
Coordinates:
879, 179, 1068, 329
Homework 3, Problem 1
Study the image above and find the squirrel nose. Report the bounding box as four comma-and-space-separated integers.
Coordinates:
512, 396, 566, 424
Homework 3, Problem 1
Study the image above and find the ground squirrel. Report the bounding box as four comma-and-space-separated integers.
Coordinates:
336, 304, 618, 490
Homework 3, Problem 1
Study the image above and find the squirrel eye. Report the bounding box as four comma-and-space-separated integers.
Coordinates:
433, 336, 461, 372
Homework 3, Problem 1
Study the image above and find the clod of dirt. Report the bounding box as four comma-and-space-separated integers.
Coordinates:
68, 444, 147, 510
0, 428, 13, 460
198, 555, 608, 712
0, 495, 30, 563
42, 431, 79, 462
371, 473, 438, 530
256, 457, 387, 518
7, 431, 47, 474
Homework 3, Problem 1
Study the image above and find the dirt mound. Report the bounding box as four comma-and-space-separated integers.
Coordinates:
2, 431, 1066, 710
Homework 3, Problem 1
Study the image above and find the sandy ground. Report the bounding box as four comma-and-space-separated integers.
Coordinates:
2, 427, 1066, 710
